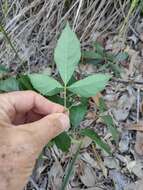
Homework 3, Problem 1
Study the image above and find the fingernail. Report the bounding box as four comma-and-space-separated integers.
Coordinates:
59, 114, 70, 131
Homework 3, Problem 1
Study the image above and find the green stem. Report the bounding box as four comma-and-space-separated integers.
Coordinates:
0, 24, 21, 61
119, 0, 138, 36
64, 85, 67, 107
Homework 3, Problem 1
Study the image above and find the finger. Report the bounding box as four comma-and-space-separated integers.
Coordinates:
19, 113, 70, 147
1, 91, 65, 121
13, 111, 43, 125
25, 111, 43, 123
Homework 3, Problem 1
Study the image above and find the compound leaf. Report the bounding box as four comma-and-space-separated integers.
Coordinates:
68, 74, 111, 97
54, 23, 81, 85
29, 74, 63, 96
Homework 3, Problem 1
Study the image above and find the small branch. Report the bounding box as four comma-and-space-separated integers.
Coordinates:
127, 126, 143, 131
125, 123, 143, 131
112, 78, 143, 85
29, 177, 39, 190
92, 144, 107, 178
137, 87, 140, 123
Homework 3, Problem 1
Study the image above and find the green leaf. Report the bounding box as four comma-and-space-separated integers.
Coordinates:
81, 128, 111, 155
98, 97, 107, 113
68, 74, 111, 97
101, 115, 119, 141
48, 95, 71, 107
82, 51, 103, 60
2, 0, 9, 17
86, 59, 103, 65
60, 142, 81, 190
54, 132, 71, 152
107, 62, 122, 77
141, 1, 143, 13
0, 77, 19, 92
48, 95, 64, 105
106, 52, 115, 62
70, 104, 87, 127
0, 65, 9, 73
18, 75, 33, 90
97, 97, 119, 141
115, 52, 128, 62
29, 74, 63, 96
94, 42, 104, 55
67, 75, 77, 86
54, 23, 81, 85
80, 97, 88, 104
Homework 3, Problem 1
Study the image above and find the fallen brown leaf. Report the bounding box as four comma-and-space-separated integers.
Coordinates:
92, 93, 102, 107
135, 132, 143, 156
126, 122, 143, 131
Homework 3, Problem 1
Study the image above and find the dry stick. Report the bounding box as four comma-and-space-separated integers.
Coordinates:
5, 0, 41, 32
100, 12, 119, 34
0, 24, 20, 60
0, 23, 27, 72
119, 0, 138, 36
48, 0, 79, 37
128, 127, 143, 131
75, 0, 99, 30
117, 0, 128, 18
92, 144, 107, 178
73, 0, 83, 31
137, 87, 140, 123
90, 0, 112, 34
29, 177, 39, 190
80, 0, 106, 41
112, 78, 143, 85
101, 0, 131, 33
127, 125, 143, 131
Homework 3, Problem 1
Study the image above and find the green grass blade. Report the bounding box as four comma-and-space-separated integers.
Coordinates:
0, 23, 21, 61
2, 0, 9, 17
60, 142, 81, 190
120, 0, 139, 35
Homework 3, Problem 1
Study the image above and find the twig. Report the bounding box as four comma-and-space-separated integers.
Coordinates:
73, 0, 83, 30
29, 177, 40, 190
127, 126, 143, 131
92, 144, 107, 178
112, 78, 143, 85
137, 87, 140, 123
125, 122, 143, 131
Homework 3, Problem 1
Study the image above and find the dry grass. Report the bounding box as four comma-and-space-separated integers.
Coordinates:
0, 0, 140, 74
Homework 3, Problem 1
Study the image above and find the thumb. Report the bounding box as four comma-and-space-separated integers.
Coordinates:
20, 113, 70, 148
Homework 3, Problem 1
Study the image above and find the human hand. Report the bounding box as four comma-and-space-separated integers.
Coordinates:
0, 91, 70, 190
